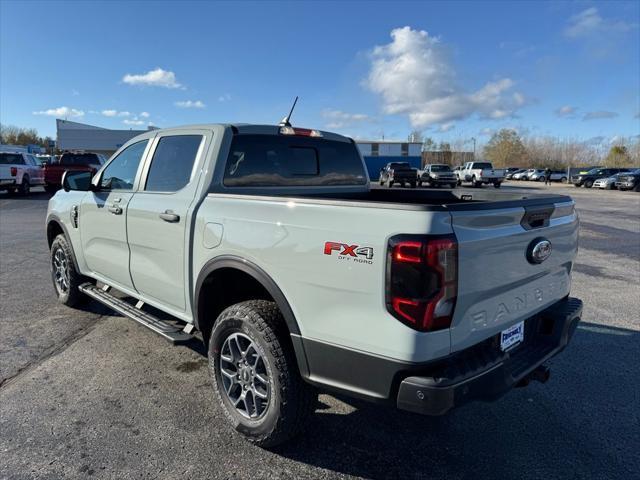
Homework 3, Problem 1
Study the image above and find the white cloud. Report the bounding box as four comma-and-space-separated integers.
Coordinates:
555, 105, 578, 117
479, 128, 494, 136
33, 106, 84, 118
366, 27, 525, 129
322, 109, 371, 129
438, 122, 455, 132
564, 7, 635, 38
101, 110, 130, 117
123, 118, 145, 126
218, 94, 232, 102
122, 68, 183, 89
139, 111, 150, 118
583, 111, 619, 121
175, 100, 206, 109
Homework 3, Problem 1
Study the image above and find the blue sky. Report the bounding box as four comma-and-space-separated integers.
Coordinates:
1, 0, 639, 146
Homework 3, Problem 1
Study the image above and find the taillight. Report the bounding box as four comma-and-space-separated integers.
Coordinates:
10, 167, 17, 176
279, 126, 323, 137
386, 235, 458, 332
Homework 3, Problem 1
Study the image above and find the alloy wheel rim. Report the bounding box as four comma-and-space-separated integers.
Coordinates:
53, 248, 69, 293
219, 332, 270, 419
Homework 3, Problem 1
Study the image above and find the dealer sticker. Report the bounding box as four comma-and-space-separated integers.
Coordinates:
500, 321, 524, 351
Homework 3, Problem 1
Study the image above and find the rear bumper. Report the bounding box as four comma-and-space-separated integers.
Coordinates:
0, 179, 17, 188
396, 297, 582, 415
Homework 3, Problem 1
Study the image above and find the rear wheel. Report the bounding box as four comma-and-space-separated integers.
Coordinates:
386, 179, 393, 188
561, 177, 567, 183
209, 300, 317, 448
538, 177, 545, 182
19, 177, 30, 196
493, 182, 501, 188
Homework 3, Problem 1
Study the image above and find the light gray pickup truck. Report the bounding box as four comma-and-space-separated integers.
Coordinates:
46, 123, 583, 447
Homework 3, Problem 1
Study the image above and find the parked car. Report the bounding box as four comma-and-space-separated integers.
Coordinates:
379, 161, 417, 188
571, 167, 630, 188
47, 122, 582, 447
615, 169, 640, 192
512, 169, 535, 180
417, 163, 457, 188
527, 170, 547, 182
529, 170, 568, 183
593, 172, 629, 190
44, 151, 106, 193
505, 168, 524, 180
0, 151, 46, 195
455, 161, 505, 188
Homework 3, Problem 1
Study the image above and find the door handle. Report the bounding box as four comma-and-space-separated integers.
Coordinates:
107, 204, 123, 215
159, 210, 180, 223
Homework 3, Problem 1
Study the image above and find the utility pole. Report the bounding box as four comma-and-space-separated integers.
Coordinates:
471, 137, 476, 160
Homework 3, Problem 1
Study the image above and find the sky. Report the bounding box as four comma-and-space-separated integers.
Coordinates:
1, 0, 639, 147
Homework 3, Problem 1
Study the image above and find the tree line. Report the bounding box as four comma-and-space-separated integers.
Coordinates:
410, 129, 639, 168
0, 124, 55, 151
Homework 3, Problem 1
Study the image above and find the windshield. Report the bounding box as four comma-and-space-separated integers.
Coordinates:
430, 165, 451, 172
587, 168, 603, 175
390, 162, 411, 169
223, 134, 366, 187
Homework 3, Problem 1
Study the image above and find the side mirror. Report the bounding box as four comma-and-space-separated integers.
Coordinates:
62, 170, 94, 192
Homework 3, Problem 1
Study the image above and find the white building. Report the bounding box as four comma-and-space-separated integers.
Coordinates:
356, 141, 422, 157
56, 119, 155, 156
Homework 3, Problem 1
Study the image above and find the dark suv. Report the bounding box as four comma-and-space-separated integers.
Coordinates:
571, 167, 630, 188
379, 162, 418, 188
615, 169, 640, 192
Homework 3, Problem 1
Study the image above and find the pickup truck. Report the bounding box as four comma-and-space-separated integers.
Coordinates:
44, 152, 105, 193
417, 163, 457, 188
378, 161, 418, 188
456, 161, 506, 188
0, 151, 45, 195
47, 123, 582, 447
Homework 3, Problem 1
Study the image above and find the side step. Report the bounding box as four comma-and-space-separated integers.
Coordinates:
79, 283, 194, 344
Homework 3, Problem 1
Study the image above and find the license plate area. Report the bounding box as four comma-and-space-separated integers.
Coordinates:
500, 321, 524, 351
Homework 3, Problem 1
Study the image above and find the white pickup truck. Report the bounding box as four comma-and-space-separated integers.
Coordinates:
456, 161, 506, 188
46, 123, 582, 447
0, 151, 45, 195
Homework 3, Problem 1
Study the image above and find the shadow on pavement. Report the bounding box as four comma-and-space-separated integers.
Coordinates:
265, 321, 638, 479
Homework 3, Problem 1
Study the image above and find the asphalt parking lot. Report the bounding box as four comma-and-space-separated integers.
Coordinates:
1, 183, 639, 480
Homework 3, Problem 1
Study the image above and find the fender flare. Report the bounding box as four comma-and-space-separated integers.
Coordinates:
46, 214, 80, 272
194, 255, 301, 336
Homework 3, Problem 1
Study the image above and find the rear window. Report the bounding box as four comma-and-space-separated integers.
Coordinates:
60, 153, 100, 165
430, 165, 451, 172
473, 162, 493, 169
390, 162, 411, 169
223, 135, 366, 187
0, 153, 25, 165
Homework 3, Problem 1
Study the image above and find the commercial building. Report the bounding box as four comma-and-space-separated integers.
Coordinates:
56, 119, 155, 157
356, 141, 423, 179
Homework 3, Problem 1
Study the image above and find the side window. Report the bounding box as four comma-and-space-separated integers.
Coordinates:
144, 135, 203, 192
100, 140, 148, 191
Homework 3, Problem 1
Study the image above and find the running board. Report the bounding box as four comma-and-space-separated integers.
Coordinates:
79, 283, 194, 344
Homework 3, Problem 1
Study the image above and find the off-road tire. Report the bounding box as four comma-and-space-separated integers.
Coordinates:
50, 234, 88, 307
209, 300, 317, 448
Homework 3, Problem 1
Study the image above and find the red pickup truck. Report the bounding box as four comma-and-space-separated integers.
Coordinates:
44, 152, 106, 193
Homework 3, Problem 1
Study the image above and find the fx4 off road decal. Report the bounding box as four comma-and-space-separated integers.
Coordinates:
324, 242, 374, 265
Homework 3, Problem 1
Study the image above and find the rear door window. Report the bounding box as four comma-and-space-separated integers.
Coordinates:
144, 135, 203, 192
223, 134, 366, 187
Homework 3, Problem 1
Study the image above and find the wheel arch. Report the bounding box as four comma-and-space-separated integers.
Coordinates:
194, 256, 309, 376
46, 215, 80, 271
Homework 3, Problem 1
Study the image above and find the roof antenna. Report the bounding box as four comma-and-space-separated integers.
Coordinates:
279, 96, 298, 127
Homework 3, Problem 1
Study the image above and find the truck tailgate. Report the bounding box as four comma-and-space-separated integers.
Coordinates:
448, 201, 578, 352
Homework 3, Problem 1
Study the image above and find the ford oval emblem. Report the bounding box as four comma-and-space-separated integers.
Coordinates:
527, 237, 552, 264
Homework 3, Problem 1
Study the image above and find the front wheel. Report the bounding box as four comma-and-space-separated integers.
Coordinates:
584, 179, 594, 188
561, 177, 567, 183
209, 300, 317, 448
386, 179, 394, 188
493, 182, 501, 188
50, 234, 88, 307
